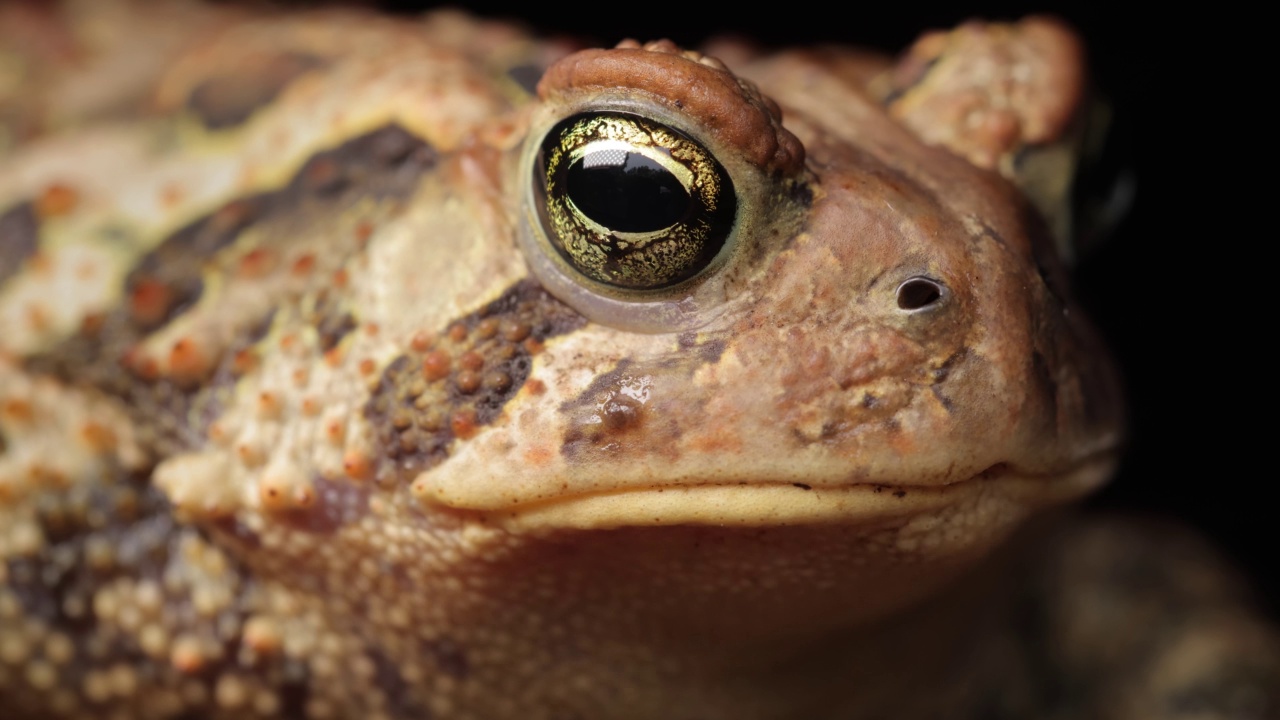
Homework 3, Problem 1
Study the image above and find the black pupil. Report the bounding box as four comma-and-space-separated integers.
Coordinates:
566, 150, 690, 232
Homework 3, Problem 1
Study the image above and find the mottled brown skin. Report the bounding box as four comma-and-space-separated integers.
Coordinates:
0, 3, 1276, 720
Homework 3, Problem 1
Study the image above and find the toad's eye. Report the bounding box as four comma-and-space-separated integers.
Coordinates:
535, 112, 736, 290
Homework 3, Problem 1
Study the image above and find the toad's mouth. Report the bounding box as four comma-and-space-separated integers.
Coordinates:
454, 452, 1117, 532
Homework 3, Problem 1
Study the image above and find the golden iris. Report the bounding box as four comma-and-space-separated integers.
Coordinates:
536, 113, 736, 289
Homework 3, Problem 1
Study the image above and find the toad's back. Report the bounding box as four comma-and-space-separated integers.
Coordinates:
0, 3, 1276, 719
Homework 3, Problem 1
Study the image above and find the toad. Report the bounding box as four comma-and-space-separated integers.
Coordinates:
0, 3, 1275, 718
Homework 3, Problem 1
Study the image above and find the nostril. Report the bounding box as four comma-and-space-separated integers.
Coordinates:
896, 277, 944, 310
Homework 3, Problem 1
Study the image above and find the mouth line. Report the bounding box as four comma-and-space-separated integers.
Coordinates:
477, 453, 1117, 531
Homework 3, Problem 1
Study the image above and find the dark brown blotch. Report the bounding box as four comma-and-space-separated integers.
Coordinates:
24, 125, 438, 455
0, 201, 39, 287
506, 63, 545, 95
787, 179, 815, 208
676, 332, 727, 364
427, 636, 470, 680
126, 197, 263, 330
121, 124, 436, 335
931, 347, 969, 383
365, 647, 430, 717
8, 471, 169, 632
365, 280, 585, 479
314, 302, 357, 352
302, 156, 346, 195
187, 52, 324, 130
930, 385, 955, 413
2, 460, 328, 717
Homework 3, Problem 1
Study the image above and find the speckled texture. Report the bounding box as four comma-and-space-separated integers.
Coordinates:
0, 3, 1276, 719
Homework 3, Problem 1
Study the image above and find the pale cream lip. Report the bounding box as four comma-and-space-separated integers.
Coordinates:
470, 453, 1117, 532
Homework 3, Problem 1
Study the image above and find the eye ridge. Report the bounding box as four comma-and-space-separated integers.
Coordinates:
536, 112, 736, 290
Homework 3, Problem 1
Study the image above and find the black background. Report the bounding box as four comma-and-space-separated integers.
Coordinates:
352, 2, 1265, 611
